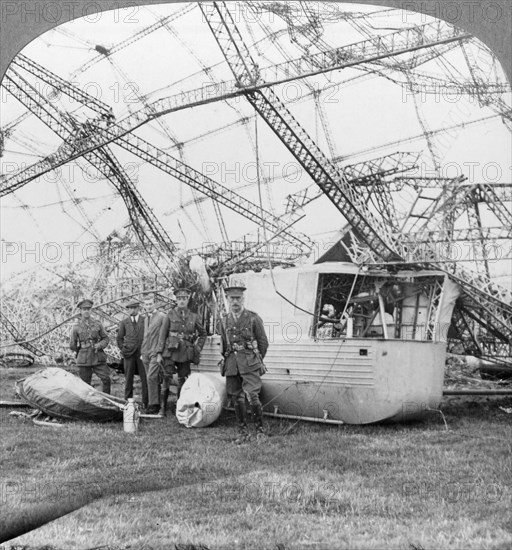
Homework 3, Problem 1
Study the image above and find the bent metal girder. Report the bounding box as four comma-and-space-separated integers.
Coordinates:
0, 19, 470, 196
0, 310, 44, 356
285, 152, 422, 214
114, 133, 313, 251
246, 85, 403, 261
3, 55, 312, 253
3, 67, 181, 279
200, 2, 402, 262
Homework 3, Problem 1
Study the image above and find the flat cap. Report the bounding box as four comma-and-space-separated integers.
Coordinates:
77, 299, 93, 309
125, 299, 141, 308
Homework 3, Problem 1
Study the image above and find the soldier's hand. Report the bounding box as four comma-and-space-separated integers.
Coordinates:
156, 353, 163, 365
217, 358, 226, 377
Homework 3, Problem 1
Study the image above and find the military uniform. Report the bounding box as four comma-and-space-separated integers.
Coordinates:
157, 307, 207, 399
219, 306, 269, 440
222, 310, 268, 376
69, 317, 111, 394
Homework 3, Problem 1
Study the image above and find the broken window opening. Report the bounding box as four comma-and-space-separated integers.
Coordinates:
313, 273, 444, 341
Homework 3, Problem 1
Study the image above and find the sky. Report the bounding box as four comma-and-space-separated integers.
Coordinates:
0, 1, 511, 290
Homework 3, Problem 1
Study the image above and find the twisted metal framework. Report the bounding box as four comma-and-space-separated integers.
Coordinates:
0, 309, 45, 356
0, 19, 472, 195
200, 2, 404, 262
199, 1, 511, 363
3, 56, 312, 251
0, 230, 174, 363
3, 65, 180, 279
285, 151, 422, 233
1, 2, 510, 366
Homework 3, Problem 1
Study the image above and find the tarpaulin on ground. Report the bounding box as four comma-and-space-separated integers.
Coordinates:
16, 367, 124, 422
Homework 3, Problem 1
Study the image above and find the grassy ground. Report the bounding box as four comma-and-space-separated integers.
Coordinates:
0, 364, 511, 550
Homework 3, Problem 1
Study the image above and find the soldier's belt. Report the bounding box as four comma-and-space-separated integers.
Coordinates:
230, 343, 251, 352
80, 343, 92, 349
169, 331, 192, 342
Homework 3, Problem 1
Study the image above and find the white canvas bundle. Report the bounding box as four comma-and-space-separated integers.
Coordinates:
176, 372, 227, 428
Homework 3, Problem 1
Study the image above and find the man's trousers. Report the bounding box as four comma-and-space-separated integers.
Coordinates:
124, 352, 148, 406
143, 354, 161, 407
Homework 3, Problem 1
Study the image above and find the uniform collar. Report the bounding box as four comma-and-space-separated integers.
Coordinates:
231, 308, 245, 321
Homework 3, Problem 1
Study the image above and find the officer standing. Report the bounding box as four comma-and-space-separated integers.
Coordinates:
117, 299, 148, 408
219, 285, 269, 443
156, 287, 207, 415
69, 299, 111, 394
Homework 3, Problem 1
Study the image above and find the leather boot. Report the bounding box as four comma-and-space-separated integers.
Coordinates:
251, 403, 266, 439
177, 377, 186, 400
159, 388, 169, 417
102, 379, 111, 395
234, 401, 250, 444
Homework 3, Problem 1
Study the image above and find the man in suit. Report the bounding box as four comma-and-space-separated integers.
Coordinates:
69, 299, 111, 394
117, 298, 148, 408
156, 287, 207, 414
141, 294, 167, 416
218, 285, 269, 444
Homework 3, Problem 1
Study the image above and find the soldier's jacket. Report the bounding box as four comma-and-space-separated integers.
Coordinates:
69, 319, 109, 366
157, 308, 207, 363
219, 309, 269, 376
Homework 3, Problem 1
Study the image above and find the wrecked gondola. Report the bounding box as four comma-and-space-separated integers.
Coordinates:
196, 260, 461, 424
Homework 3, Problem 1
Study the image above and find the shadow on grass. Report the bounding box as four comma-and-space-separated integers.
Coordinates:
0, 469, 245, 543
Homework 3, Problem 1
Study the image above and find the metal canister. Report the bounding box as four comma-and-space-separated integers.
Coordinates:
123, 398, 139, 433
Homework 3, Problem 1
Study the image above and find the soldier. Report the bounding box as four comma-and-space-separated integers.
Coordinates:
69, 299, 111, 394
117, 299, 148, 409
218, 285, 269, 443
141, 294, 167, 416
156, 287, 207, 415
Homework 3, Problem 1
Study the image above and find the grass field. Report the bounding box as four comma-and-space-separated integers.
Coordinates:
0, 364, 511, 550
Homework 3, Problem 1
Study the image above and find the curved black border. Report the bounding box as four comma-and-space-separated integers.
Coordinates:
0, 0, 511, 83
